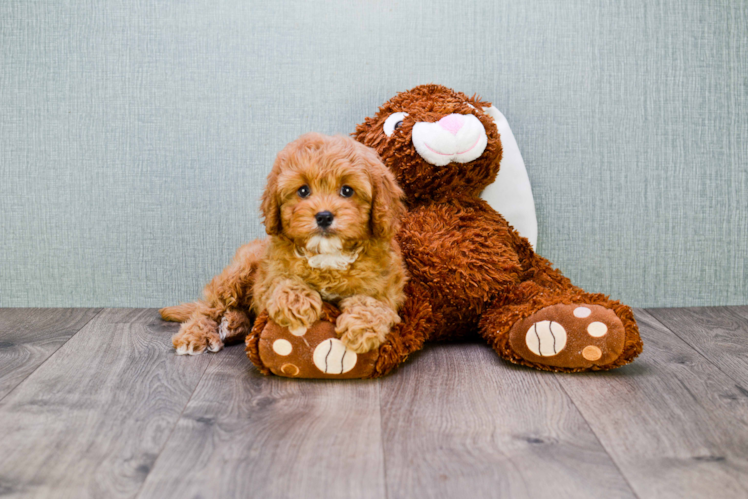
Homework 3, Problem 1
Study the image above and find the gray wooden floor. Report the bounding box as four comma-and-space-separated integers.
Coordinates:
1, 307, 748, 498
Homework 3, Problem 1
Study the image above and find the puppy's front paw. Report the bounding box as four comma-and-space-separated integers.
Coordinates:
336, 296, 399, 353
337, 320, 386, 353
172, 317, 223, 355
267, 280, 323, 336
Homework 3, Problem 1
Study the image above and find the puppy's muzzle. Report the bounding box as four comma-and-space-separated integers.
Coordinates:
315, 211, 334, 229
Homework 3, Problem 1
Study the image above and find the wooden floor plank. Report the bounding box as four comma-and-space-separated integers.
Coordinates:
138, 345, 385, 499
730, 305, 748, 321
379, 342, 634, 498
555, 309, 748, 498
0, 309, 211, 498
2, 306, 747, 498
647, 306, 748, 387
0, 308, 100, 401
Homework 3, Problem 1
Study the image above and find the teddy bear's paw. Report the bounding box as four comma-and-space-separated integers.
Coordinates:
508, 304, 625, 369
255, 315, 380, 379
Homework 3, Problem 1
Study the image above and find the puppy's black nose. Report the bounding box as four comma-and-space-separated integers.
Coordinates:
315, 211, 334, 228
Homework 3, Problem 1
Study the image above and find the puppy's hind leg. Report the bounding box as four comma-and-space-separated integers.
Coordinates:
173, 302, 224, 355
172, 239, 266, 355
173, 303, 255, 355
219, 308, 255, 345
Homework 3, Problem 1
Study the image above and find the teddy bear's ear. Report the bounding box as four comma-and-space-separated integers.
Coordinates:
480, 105, 538, 249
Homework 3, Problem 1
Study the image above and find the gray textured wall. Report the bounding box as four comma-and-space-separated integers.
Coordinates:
1, 0, 746, 308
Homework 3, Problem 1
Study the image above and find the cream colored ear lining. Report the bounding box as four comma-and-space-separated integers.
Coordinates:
479, 105, 538, 249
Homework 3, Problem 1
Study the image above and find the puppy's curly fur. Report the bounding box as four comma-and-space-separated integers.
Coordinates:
163, 133, 407, 355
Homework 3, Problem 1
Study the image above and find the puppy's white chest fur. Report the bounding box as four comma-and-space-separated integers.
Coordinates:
300, 235, 360, 270
306, 253, 358, 270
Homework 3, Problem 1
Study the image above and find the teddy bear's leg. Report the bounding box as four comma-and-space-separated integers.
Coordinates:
369, 283, 435, 378
479, 280, 643, 372
246, 282, 435, 379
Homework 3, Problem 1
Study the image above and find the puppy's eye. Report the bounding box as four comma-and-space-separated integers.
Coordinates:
297, 185, 310, 198
383, 112, 409, 137
339, 185, 354, 198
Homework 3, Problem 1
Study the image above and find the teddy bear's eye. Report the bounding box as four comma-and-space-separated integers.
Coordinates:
339, 185, 354, 198
297, 185, 310, 198
383, 112, 409, 137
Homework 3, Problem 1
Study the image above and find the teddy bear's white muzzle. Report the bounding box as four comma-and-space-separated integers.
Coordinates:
412, 113, 488, 166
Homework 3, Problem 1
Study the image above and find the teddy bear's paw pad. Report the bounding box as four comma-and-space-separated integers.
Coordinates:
313, 338, 358, 375
257, 319, 378, 379
508, 304, 625, 369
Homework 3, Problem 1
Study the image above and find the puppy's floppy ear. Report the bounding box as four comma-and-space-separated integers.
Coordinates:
364, 146, 405, 240
260, 167, 283, 236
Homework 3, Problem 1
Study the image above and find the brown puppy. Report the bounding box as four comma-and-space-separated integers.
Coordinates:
164, 133, 406, 355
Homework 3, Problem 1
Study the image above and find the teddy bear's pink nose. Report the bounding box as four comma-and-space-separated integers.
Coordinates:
437, 114, 465, 135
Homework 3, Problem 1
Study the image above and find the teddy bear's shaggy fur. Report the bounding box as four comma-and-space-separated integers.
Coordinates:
341, 84, 643, 376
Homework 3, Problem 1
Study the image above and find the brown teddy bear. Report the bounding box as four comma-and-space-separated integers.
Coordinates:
247, 84, 643, 378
